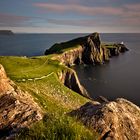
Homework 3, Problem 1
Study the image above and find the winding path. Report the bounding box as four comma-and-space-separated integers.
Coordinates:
16, 72, 54, 82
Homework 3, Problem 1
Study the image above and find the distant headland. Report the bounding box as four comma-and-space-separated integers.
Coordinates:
0, 30, 14, 35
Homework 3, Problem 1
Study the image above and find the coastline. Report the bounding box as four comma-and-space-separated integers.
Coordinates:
0, 33, 140, 140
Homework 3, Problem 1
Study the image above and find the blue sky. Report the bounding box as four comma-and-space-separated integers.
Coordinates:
0, 0, 140, 33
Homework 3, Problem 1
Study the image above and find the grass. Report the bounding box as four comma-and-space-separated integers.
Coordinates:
101, 42, 119, 49
45, 35, 117, 56
44, 34, 92, 54
0, 56, 99, 140
0, 56, 63, 80
16, 114, 98, 140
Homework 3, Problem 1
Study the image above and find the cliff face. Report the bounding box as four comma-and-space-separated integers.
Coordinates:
46, 33, 128, 66
82, 33, 105, 64
0, 64, 42, 138
55, 46, 84, 66
58, 68, 89, 98
70, 98, 140, 140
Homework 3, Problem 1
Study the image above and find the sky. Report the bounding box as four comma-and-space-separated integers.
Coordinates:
0, 0, 140, 33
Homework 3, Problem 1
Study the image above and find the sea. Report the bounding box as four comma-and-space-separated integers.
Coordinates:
0, 33, 140, 106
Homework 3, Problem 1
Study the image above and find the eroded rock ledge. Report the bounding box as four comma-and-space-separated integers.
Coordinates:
69, 98, 140, 140
0, 64, 43, 138
57, 68, 89, 98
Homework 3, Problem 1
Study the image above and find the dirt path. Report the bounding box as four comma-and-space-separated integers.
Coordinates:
17, 72, 54, 82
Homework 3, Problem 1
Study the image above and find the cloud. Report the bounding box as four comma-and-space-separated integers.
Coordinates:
34, 2, 140, 18
122, 4, 140, 18
1, 2, 139, 33
33, 2, 140, 28
34, 2, 123, 16
124, 4, 140, 11
47, 18, 117, 27
0, 13, 32, 27
47, 17, 140, 28
120, 17, 140, 26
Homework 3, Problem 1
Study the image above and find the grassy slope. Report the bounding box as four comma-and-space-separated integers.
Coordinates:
45, 35, 88, 54
0, 56, 99, 140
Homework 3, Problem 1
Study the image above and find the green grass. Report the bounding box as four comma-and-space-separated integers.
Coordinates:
0, 56, 63, 80
45, 42, 82, 54
0, 56, 99, 140
101, 42, 118, 49
45, 32, 101, 55
16, 114, 98, 140
44, 34, 91, 55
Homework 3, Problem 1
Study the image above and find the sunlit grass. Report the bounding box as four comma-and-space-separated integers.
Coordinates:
0, 56, 99, 139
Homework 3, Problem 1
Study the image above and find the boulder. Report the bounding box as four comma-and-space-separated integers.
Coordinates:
70, 98, 140, 140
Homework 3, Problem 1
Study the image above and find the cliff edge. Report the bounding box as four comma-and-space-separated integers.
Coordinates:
57, 67, 89, 98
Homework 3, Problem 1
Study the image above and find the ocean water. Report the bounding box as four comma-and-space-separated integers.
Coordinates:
75, 33, 140, 106
0, 33, 140, 106
0, 33, 87, 56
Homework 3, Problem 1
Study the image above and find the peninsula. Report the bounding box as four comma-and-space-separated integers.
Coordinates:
0, 30, 14, 35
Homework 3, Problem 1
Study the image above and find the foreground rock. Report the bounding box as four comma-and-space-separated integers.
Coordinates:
0, 64, 43, 139
70, 98, 140, 140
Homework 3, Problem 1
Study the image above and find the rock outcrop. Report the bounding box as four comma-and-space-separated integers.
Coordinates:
69, 98, 140, 140
103, 43, 129, 56
0, 30, 14, 35
58, 68, 89, 98
45, 33, 128, 66
0, 64, 43, 139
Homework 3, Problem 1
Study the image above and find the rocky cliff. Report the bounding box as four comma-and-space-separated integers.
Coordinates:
0, 64, 43, 139
57, 68, 89, 98
103, 43, 129, 56
70, 98, 140, 140
45, 33, 128, 66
